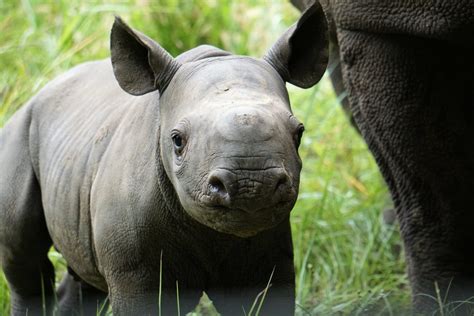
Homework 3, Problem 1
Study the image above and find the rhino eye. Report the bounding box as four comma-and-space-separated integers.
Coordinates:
171, 132, 186, 156
173, 135, 182, 147
295, 124, 304, 148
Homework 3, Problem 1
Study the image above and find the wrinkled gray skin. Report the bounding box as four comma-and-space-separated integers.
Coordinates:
0, 4, 328, 316
293, 0, 474, 314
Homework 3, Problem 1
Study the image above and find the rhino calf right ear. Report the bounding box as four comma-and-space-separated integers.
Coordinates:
110, 17, 181, 95
264, 2, 328, 88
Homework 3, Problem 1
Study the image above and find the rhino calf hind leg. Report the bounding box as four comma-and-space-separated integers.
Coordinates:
0, 107, 55, 315
0, 171, 55, 316
3, 259, 55, 316
57, 269, 109, 316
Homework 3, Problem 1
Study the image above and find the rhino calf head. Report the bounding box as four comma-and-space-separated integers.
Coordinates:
160, 59, 304, 238
110, 5, 328, 237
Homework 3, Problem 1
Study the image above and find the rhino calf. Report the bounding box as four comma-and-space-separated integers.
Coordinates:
0, 4, 327, 315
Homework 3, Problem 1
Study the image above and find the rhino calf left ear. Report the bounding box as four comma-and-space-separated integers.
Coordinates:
264, 2, 328, 88
110, 17, 181, 95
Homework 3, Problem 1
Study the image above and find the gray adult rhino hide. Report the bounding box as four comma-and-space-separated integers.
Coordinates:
293, 0, 474, 314
0, 4, 328, 316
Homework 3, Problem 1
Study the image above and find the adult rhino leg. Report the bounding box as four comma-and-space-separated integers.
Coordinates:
0, 108, 55, 315
56, 268, 108, 316
327, 34, 360, 133
337, 29, 474, 313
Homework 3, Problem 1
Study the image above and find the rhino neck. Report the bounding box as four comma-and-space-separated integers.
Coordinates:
155, 149, 187, 222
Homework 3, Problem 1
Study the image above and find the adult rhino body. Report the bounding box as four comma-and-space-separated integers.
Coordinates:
0, 5, 328, 316
293, 0, 474, 313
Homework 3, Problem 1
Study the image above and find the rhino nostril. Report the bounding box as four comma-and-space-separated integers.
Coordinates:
208, 175, 228, 197
207, 173, 232, 208
274, 172, 290, 193
275, 177, 288, 190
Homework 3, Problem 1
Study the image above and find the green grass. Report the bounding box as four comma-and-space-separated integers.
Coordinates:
0, 0, 409, 314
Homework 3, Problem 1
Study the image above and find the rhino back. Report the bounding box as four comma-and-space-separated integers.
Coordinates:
26, 59, 161, 287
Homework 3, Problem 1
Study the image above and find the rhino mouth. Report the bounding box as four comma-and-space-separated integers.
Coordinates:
201, 195, 294, 214
190, 194, 295, 237
196, 204, 291, 238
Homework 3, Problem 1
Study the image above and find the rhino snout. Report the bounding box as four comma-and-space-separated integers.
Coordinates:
204, 167, 295, 212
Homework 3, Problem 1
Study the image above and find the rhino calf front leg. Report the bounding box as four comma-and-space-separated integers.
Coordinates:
209, 285, 295, 316
107, 283, 201, 315
56, 269, 108, 316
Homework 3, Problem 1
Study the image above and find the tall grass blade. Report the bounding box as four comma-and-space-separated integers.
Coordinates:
247, 291, 262, 316
247, 266, 276, 316
40, 274, 45, 316
176, 281, 180, 316
255, 266, 275, 316
97, 296, 109, 315
159, 250, 163, 316
296, 236, 315, 303
435, 281, 445, 316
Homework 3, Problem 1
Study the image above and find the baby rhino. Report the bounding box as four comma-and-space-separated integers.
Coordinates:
0, 4, 327, 316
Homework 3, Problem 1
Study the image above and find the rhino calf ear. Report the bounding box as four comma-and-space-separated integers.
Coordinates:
110, 17, 181, 95
264, 2, 328, 88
